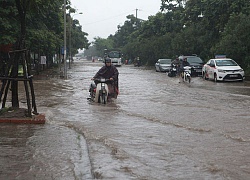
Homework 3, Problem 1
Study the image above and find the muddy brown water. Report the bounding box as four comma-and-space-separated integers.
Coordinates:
0, 59, 249, 179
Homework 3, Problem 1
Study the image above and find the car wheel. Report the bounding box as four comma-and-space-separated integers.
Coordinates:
214, 73, 217, 82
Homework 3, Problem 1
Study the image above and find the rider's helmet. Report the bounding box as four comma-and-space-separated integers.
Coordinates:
105, 58, 111, 64
105, 58, 111, 66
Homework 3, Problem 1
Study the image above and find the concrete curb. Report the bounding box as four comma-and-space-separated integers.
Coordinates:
0, 113, 46, 124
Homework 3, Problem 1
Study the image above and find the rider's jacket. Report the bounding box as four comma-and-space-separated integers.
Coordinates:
180, 61, 190, 71
171, 59, 180, 67
93, 65, 119, 89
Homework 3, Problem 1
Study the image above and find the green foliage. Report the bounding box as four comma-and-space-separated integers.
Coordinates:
0, 0, 18, 44
83, 0, 250, 69
88, 37, 114, 57
245, 67, 250, 76
0, 0, 89, 58
213, 13, 250, 68
72, 22, 90, 54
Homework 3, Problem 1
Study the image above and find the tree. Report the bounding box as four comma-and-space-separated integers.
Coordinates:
71, 19, 90, 55
1, 0, 84, 108
214, 13, 250, 68
26, 0, 64, 65
92, 37, 114, 57
111, 14, 142, 48
89, 0, 250, 73
0, 0, 18, 45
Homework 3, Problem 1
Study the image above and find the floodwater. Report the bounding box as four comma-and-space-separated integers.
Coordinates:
0, 59, 250, 180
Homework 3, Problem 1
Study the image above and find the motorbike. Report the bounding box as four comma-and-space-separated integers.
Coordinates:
168, 64, 178, 77
88, 78, 116, 104
134, 60, 141, 67
182, 66, 192, 83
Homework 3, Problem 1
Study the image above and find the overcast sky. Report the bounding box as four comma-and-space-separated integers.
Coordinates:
70, 0, 162, 43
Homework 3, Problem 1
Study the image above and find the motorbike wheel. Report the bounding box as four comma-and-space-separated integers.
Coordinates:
98, 94, 101, 103
101, 93, 106, 104
183, 73, 186, 82
188, 76, 191, 83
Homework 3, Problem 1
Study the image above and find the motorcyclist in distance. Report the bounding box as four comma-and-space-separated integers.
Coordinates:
171, 57, 180, 75
179, 57, 190, 81
180, 57, 190, 71
92, 58, 119, 98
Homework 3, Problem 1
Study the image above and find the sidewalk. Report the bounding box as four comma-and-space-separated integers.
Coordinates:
0, 68, 58, 124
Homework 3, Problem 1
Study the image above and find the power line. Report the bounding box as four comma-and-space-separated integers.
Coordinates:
82, 10, 134, 26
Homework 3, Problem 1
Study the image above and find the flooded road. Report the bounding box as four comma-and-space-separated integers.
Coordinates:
0, 59, 250, 179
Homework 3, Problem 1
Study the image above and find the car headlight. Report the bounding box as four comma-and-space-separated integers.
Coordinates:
218, 69, 226, 73
239, 69, 244, 72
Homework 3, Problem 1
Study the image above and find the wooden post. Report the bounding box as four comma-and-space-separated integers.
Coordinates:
0, 49, 38, 117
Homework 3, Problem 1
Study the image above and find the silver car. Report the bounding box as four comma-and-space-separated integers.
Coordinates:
155, 59, 172, 72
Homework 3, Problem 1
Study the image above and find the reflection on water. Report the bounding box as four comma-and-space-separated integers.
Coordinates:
191, 78, 250, 96
0, 124, 92, 179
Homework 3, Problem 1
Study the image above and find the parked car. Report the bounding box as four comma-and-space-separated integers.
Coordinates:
202, 58, 245, 82
178, 55, 204, 76
155, 59, 172, 72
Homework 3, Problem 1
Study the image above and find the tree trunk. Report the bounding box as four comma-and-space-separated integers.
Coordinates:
11, 0, 27, 108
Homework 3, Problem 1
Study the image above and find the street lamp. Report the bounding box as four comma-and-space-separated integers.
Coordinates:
69, 12, 83, 69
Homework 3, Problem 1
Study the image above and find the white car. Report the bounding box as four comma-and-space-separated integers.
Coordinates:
202, 58, 245, 82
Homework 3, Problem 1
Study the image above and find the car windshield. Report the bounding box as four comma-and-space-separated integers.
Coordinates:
215, 59, 238, 66
108, 51, 121, 58
159, 59, 172, 64
187, 57, 203, 64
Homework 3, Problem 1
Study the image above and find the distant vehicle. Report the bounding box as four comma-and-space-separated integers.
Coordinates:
178, 55, 204, 76
155, 59, 172, 72
202, 58, 245, 82
73, 57, 78, 60
104, 49, 122, 67
134, 57, 141, 67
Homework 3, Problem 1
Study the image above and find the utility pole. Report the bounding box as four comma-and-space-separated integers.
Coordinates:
69, 13, 72, 69
63, 0, 67, 78
135, 8, 138, 26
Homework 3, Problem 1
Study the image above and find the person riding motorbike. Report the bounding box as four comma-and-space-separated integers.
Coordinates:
92, 58, 119, 98
134, 56, 141, 67
179, 57, 190, 81
169, 57, 180, 77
